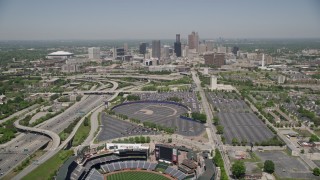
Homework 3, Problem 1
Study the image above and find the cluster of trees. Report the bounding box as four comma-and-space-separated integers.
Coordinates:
213, 149, 228, 180
127, 95, 140, 101
231, 160, 246, 179
129, 118, 141, 124
298, 107, 320, 126
191, 112, 207, 123
141, 85, 157, 91
166, 96, 182, 103
0, 96, 43, 119
256, 136, 285, 146
118, 82, 133, 89
231, 138, 248, 146
59, 117, 81, 141
112, 136, 151, 144
150, 77, 191, 86
116, 113, 128, 120
30, 110, 64, 127
142, 121, 175, 134
313, 167, 320, 176
57, 96, 69, 102
13, 153, 37, 172
264, 160, 275, 174
0, 117, 18, 143
309, 134, 320, 143
138, 70, 171, 75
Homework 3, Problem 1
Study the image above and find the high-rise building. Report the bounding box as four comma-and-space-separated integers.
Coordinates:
124, 43, 128, 53
204, 53, 226, 68
152, 40, 161, 59
188, 31, 199, 52
194, 32, 199, 52
232, 46, 239, 55
205, 40, 214, 52
198, 44, 207, 54
188, 33, 195, 49
139, 42, 147, 55
174, 34, 182, 57
163, 45, 170, 58
88, 47, 100, 59
183, 45, 189, 57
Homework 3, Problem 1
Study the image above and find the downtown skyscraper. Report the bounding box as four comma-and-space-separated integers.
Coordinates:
152, 40, 161, 60
188, 31, 199, 52
174, 34, 182, 57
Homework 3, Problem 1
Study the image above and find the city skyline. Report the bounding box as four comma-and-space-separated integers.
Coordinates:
0, 0, 320, 40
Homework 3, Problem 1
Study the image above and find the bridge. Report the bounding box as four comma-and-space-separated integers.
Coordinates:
62, 90, 157, 95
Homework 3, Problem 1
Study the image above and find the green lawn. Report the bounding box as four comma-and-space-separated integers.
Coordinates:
72, 118, 90, 146
293, 128, 312, 137
107, 171, 170, 180
314, 129, 320, 137
22, 150, 73, 180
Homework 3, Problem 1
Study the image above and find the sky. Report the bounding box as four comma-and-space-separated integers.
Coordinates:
0, 0, 319, 40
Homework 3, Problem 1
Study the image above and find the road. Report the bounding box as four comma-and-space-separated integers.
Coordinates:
191, 70, 233, 179
0, 104, 40, 124
12, 81, 119, 179
0, 80, 114, 178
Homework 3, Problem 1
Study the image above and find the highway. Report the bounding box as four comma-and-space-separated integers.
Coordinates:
0, 80, 115, 178
12, 81, 119, 179
191, 70, 233, 179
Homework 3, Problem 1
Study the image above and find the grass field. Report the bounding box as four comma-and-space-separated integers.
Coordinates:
72, 117, 90, 146
107, 171, 170, 180
22, 150, 73, 180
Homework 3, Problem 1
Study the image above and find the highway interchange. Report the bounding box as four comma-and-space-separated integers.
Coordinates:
0, 80, 113, 177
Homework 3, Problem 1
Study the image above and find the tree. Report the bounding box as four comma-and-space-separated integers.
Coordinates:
231, 160, 246, 178
264, 160, 275, 174
232, 138, 239, 146
313, 167, 320, 176
309, 134, 320, 143
216, 125, 224, 134
168, 138, 172, 143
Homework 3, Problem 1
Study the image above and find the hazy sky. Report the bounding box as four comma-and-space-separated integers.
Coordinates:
0, 0, 319, 40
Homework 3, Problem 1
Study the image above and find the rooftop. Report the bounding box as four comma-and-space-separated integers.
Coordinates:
48, 51, 73, 56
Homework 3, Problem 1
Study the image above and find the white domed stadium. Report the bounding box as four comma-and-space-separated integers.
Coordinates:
46, 51, 74, 60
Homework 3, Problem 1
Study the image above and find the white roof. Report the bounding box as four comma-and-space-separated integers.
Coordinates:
48, 51, 73, 56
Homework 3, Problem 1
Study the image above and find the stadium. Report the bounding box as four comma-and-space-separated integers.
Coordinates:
57, 143, 215, 180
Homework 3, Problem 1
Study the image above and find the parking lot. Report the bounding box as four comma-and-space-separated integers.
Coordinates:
97, 113, 158, 141
256, 151, 316, 179
207, 92, 274, 144
113, 102, 205, 136
138, 92, 201, 112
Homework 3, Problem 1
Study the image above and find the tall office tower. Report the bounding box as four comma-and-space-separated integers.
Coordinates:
163, 45, 170, 58
152, 40, 161, 59
188, 32, 196, 49
232, 46, 239, 55
188, 31, 199, 51
198, 44, 207, 54
88, 47, 100, 59
139, 42, 147, 55
174, 34, 182, 57
183, 45, 189, 57
205, 40, 214, 52
176, 34, 180, 43
124, 43, 128, 53
194, 32, 199, 52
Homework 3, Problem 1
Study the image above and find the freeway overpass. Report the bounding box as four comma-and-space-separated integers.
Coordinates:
13, 119, 60, 151
62, 90, 157, 95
